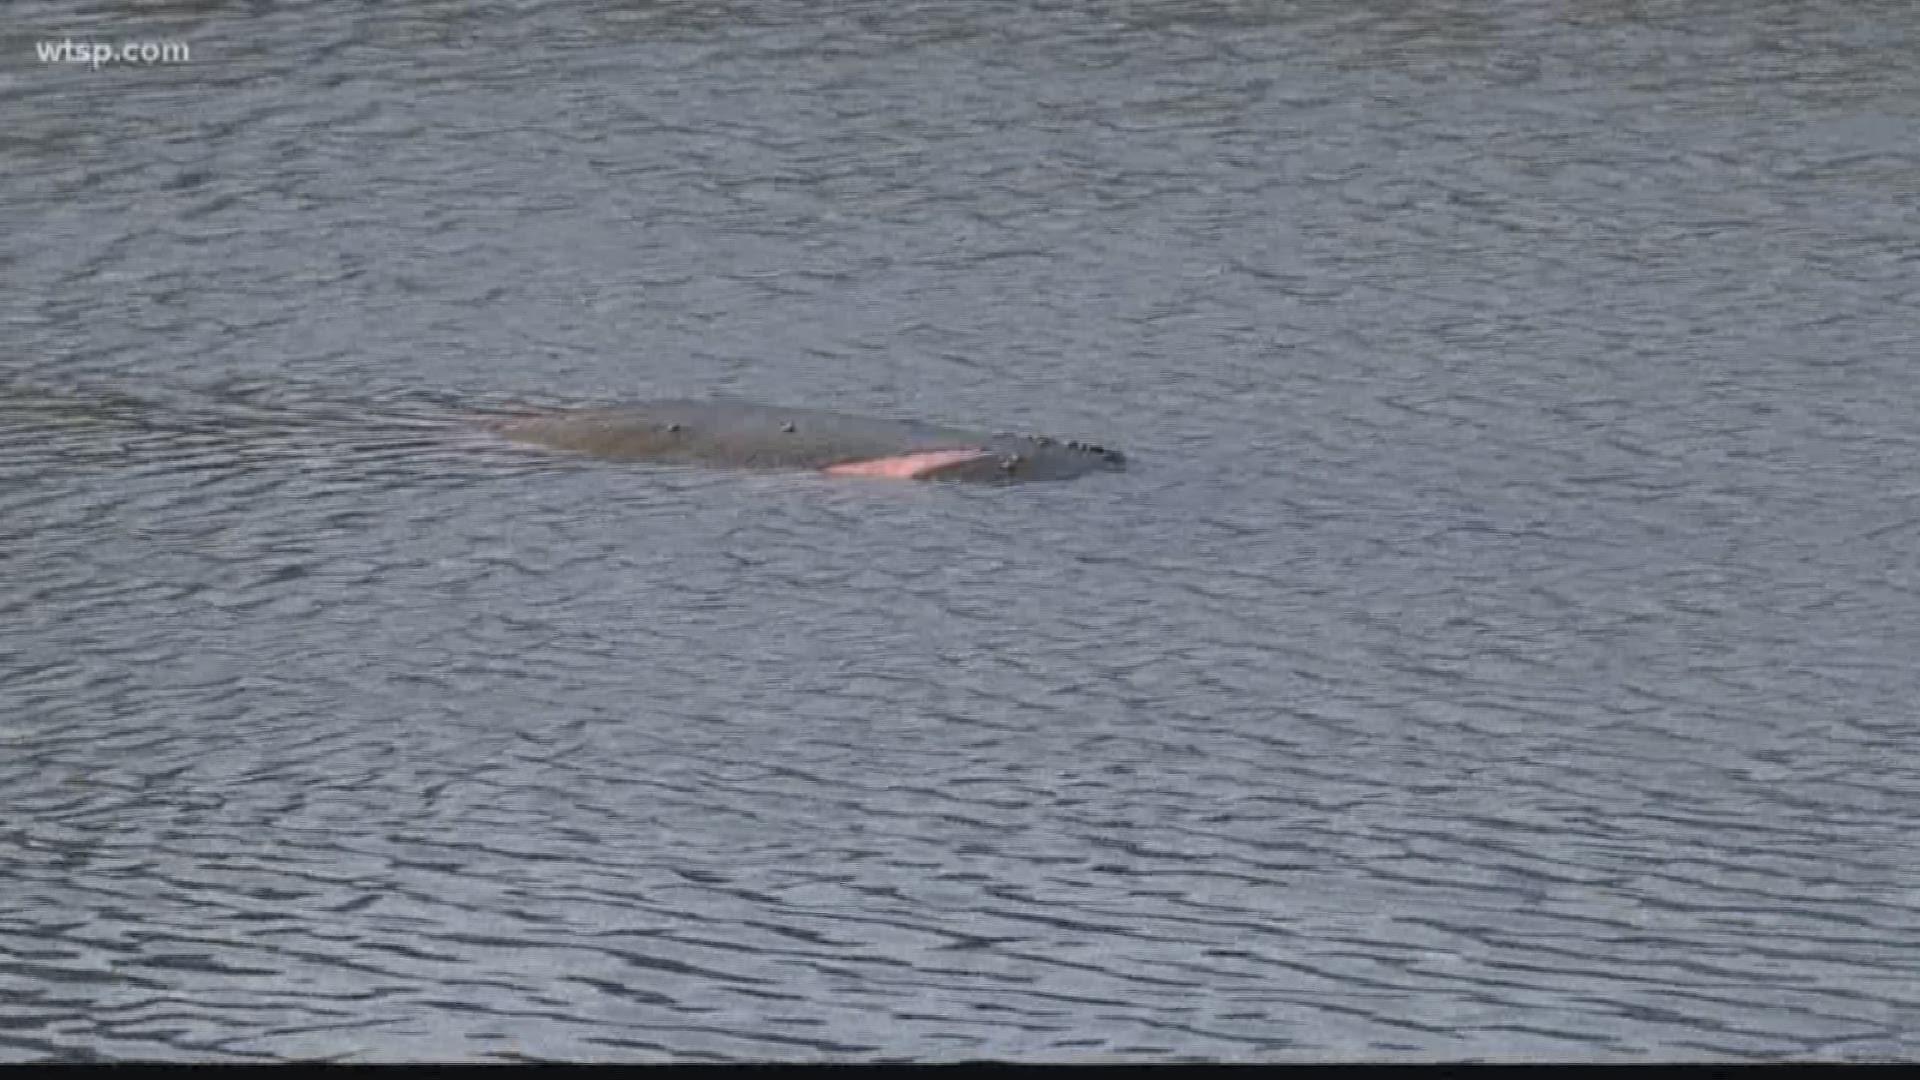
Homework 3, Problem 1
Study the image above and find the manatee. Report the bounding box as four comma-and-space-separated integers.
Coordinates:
485, 400, 1126, 483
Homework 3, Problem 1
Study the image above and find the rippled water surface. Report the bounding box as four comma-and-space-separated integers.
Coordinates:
4, 0, 1918, 1062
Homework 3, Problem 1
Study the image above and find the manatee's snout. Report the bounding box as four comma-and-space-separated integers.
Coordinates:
1035, 436, 1128, 477
909, 434, 1126, 482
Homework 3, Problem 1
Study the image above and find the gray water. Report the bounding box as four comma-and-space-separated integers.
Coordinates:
3, 0, 1917, 1062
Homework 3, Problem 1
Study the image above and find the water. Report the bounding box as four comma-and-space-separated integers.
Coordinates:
3, 0, 1917, 1061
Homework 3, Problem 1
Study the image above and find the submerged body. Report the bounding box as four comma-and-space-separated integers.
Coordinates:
487, 399, 1126, 482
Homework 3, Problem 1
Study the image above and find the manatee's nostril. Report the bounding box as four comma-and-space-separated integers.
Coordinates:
1001, 454, 1021, 472
781, 421, 796, 433
665, 422, 681, 433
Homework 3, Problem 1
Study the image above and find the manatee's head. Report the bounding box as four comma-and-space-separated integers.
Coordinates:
917, 435, 1127, 483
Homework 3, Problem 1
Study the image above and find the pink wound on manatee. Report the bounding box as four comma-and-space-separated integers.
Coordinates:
822, 448, 994, 479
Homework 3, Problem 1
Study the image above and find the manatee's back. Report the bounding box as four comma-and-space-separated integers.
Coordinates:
487, 400, 986, 469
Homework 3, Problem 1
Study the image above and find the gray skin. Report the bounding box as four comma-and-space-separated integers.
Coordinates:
486, 399, 1127, 482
